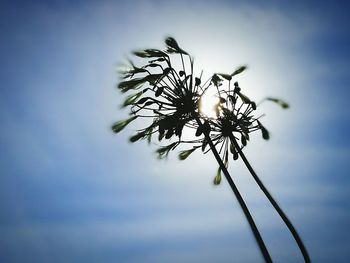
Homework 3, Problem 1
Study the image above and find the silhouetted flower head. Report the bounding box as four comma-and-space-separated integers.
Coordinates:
174, 70, 289, 184
197, 79, 268, 162
112, 37, 207, 158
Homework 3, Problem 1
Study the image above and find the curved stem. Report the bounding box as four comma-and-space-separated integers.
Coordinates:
194, 115, 272, 263
230, 135, 310, 263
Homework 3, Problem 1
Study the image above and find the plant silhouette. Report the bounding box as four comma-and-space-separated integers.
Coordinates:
112, 37, 310, 263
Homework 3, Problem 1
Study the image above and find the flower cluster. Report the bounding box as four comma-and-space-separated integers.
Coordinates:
112, 37, 288, 183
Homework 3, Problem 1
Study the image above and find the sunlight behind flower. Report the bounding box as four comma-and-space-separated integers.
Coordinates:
199, 89, 220, 118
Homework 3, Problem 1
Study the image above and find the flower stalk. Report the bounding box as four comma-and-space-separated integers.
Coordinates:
230, 134, 310, 263
194, 115, 272, 262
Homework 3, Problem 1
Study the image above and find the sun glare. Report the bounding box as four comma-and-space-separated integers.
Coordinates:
200, 89, 220, 118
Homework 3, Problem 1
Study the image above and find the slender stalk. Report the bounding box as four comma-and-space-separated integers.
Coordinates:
194, 115, 272, 263
230, 134, 310, 263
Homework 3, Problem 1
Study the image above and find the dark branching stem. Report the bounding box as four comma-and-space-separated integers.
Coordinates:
194, 115, 273, 263
230, 134, 311, 263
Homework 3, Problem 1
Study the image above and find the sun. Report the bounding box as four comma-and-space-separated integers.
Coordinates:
199, 89, 220, 118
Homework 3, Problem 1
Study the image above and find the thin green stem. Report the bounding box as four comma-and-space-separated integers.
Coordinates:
230, 134, 311, 263
194, 115, 272, 263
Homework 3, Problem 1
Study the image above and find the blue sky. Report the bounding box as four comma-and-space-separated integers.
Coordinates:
1, 0, 349, 262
